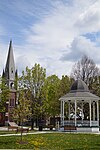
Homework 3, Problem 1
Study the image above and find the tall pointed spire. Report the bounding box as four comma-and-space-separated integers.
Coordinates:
2, 69, 5, 78
2, 40, 17, 125
5, 40, 15, 82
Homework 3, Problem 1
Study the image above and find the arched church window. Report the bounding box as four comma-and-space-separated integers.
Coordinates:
10, 99, 15, 107
11, 67, 13, 74
10, 82, 14, 89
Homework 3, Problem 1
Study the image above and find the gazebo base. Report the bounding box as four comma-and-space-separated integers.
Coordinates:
59, 126, 99, 132
77, 126, 99, 132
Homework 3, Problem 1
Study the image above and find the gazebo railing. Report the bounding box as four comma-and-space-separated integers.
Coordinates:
91, 121, 99, 126
63, 120, 99, 127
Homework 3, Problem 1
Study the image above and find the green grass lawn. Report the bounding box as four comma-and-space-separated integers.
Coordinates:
0, 132, 100, 149
0, 131, 15, 135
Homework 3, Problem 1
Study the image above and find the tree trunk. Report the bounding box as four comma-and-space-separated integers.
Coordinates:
53, 115, 56, 127
20, 121, 23, 143
31, 108, 34, 130
31, 117, 34, 130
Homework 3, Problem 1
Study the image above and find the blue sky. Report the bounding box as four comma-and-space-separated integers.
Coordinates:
0, 0, 100, 77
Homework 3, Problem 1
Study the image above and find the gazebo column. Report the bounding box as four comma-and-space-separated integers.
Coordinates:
93, 101, 95, 121
75, 100, 77, 127
62, 101, 65, 126
68, 100, 71, 120
60, 100, 63, 126
82, 100, 84, 123
97, 101, 99, 126
89, 101, 92, 127
60, 101, 62, 125
61, 100, 65, 126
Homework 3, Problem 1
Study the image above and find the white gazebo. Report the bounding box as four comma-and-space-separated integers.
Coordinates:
59, 80, 100, 132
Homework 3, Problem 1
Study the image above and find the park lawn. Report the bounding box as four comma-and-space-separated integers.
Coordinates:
0, 133, 100, 149
0, 131, 16, 135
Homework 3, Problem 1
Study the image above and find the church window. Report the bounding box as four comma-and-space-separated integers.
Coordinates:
11, 67, 13, 74
9, 99, 15, 107
10, 82, 14, 89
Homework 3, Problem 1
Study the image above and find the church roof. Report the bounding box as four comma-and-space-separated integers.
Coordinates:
4, 40, 15, 80
59, 79, 100, 101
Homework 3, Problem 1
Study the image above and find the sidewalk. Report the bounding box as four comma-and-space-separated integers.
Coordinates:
0, 126, 55, 136
0, 127, 8, 131
0, 131, 53, 136
0, 127, 100, 137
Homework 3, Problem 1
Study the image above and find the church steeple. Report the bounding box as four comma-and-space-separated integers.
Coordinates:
4, 40, 15, 88
1, 40, 17, 125
2, 69, 5, 78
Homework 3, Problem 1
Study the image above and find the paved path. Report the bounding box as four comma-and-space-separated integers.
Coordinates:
0, 127, 8, 131
0, 127, 54, 136
0, 127, 100, 137
0, 131, 55, 136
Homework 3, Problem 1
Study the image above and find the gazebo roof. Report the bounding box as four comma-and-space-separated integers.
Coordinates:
70, 80, 89, 92
59, 79, 100, 101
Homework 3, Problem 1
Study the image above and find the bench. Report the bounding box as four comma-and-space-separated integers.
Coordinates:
43, 125, 54, 130
8, 122, 18, 131
16, 127, 29, 133
64, 126, 77, 132
8, 126, 18, 131
8, 122, 29, 133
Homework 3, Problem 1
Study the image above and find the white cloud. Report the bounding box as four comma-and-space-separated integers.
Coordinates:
61, 36, 100, 63
1, 0, 100, 77
16, 55, 31, 74
76, 1, 100, 33
25, 0, 100, 51
22, 0, 100, 77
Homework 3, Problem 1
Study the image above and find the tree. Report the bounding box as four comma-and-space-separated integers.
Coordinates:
71, 55, 100, 120
71, 55, 100, 89
12, 89, 31, 143
58, 75, 74, 119
59, 75, 73, 96
0, 76, 9, 112
89, 76, 100, 96
42, 75, 60, 126
19, 64, 46, 130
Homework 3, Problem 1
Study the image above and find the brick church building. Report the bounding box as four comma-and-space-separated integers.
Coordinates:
0, 41, 17, 126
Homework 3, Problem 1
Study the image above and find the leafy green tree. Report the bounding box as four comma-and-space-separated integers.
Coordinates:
19, 63, 46, 129
59, 75, 73, 96
42, 75, 60, 126
0, 76, 9, 112
12, 89, 31, 142
88, 76, 100, 95
58, 75, 74, 119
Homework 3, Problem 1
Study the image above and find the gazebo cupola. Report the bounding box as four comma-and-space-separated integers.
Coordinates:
71, 79, 89, 92
59, 79, 100, 132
